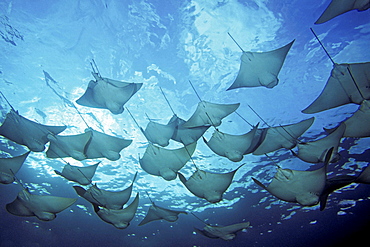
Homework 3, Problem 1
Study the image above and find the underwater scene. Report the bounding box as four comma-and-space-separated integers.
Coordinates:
1, 0, 370, 246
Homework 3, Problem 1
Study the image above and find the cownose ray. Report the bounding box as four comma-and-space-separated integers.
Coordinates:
0, 151, 30, 184
84, 128, 132, 161
46, 131, 92, 161
202, 123, 261, 162
76, 69, 142, 115
138, 192, 187, 226
0, 108, 66, 152
93, 193, 139, 229
302, 62, 370, 114
127, 108, 177, 147
252, 147, 334, 206
252, 117, 315, 155
192, 213, 250, 241
178, 164, 244, 203
302, 29, 370, 114
315, 0, 370, 24
6, 187, 77, 221
354, 163, 370, 184
292, 122, 345, 163
54, 162, 100, 185
182, 101, 240, 128
227, 33, 294, 89
325, 100, 370, 138
169, 114, 210, 146
139, 142, 197, 181
73, 172, 138, 209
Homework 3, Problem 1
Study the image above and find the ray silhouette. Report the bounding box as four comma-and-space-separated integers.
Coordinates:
93, 193, 139, 229
252, 148, 333, 206
195, 222, 251, 240
315, 0, 370, 24
0, 151, 30, 184
178, 164, 244, 203
203, 123, 261, 162
6, 188, 77, 221
227, 33, 294, 89
292, 123, 345, 163
139, 192, 187, 226
54, 162, 100, 185
73, 172, 137, 209
253, 117, 315, 155
84, 128, 132, 161
0, 107, 66, 152
46, 132, 92, 161
76, 62, 142, 114
139, 142, 196, 181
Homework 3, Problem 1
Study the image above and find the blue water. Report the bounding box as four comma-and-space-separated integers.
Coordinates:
1, 0, 370, 246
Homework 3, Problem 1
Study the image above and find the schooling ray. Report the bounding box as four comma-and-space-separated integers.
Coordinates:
84, 128, 132, 161
46, 131, 92, 161
54, 162, 100, 185
0, 92, 66, 152
93, 193, 139, 229
203, 124, 261, 162
138, 192, 187, 226
227, 33, 294, 89
192, 213, 251, 241
326, 100, 370, 138
139, 142, 197, 181
292, 122, 345, 163
76, 62, 142, 114
6, 188, 77, 221
302, 29, 370, 114
73, 172, 138, 209
253, 117, 315, 155
315, 0, 370, 24
0, 151, 30, 184
178, 164, 244, 203
252, 148, 334, 206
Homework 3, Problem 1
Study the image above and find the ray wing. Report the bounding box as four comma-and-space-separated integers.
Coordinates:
0, 151, 30, 184
253, 117, 314, 155
182, 101, 240, 128
55, 162, 100, 185
170, 115, 210, 145
315, 0, 370, 24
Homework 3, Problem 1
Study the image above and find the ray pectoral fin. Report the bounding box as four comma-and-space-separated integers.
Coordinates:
73, 186, 87, 197
252, 177, 267, 190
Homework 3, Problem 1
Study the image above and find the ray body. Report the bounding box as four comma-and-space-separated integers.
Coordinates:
76, 72, 142, 114
46, 132, 92, 161
196, 222, 250, 240
0, 109, 66, 152
315, 0, 370, 24
203, 124, 260, 162
182, 101, 240, 128
0, 151, 30, 184
84, 128, 132, 161
169, 115, 210, 145
252, 149, 333, 206
178, 165, 243, 203
227, 40, 294, 90
54, 162, 100, 185
253, 117, 314, 155
93, 193, 139, 229
142, 119, 177, 147
302, 62, 370, 114
139, 202, 187, 226
139, 142, 196, 181
6, 188, 77, 221
73, 172, 137, 209
293, 123, 345, 163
